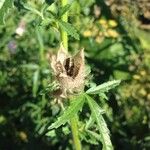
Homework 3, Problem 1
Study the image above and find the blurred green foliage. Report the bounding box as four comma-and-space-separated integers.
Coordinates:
0, 0, 150, 149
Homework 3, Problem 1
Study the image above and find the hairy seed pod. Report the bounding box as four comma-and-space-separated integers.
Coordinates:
50, 44, 85, 98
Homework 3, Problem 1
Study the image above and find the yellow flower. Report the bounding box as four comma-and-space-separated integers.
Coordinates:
95, 36, 104, 43
139, 88, 147, 96
147, 94, 150, 100
133, 75, 141, 80
19, 131, 28, 142
107, 29, 119, 38
108, 20, 118, 27
140, 70, 146, 76
99, 19, 108, 29
99, 19, 107, 25
83, 30, 92, 37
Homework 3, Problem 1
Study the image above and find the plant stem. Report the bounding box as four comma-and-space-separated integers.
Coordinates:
60, 0, 81, 149
70, 114, 82, 150
60, 0, 68, 50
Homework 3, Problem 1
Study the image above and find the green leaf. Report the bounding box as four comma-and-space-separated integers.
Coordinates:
86, 80, 121, 94
0, 0, 13, 24
80, 130, 99, 145
48, 94, 85, 130
23, 3, 44, 19
85, 110, 105, 130
32, 70, 39, 97
0, 0, 5, 9
113, 70, 130, 80
99, 93, 108, 101
58, 20, 80, 40
85, 113, 95, 130
46, 2, 57, 17
86, 129, 102, 144
21, 63, 39, 70
85, 65, 91, 77
86, 130, 101, 141
86, 94, 113, 150
58, 4, 71, 17
46, 130, 56, 137
62, 126, 70, 135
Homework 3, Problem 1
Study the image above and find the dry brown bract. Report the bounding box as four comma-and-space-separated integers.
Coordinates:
50, 44, 85, 98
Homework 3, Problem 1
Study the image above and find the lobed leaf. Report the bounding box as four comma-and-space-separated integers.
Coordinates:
86, 94, 113, 150
80, 130, 99, 145
48, 94, 85, 130
85, 109, 105, 130
86, 129, 102, 143
58, 4, 71, 17
86, 80, 121, 94
23, 3, 44, 19
58, 20, 80, 40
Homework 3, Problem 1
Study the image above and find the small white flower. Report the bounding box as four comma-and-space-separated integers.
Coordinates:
15, 20, 26, 36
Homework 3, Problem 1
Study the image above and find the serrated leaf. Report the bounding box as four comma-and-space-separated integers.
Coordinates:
23, 3, 44, 19
58, 20, 80, 40
62, 126, 70, 135
86, 129, 102, 143
48, 94, 85, 130
86, 94, 113, 150
80, 131, 99, 145
86, 80, 121, 94
46, 130, 56, 137
0, 0, 13, 24
58, 4, 71, 17
85, 113, 95, 129
85, 109, 105, 130
46, 1, 57, 17
99, 93, 108, 101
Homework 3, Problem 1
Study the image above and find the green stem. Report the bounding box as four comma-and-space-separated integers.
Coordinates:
70, 114, 82, 150
60, 0, 81, 149
60, 0, 68, 50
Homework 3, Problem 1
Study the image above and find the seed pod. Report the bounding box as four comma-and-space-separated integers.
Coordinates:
50, 44, 85, 98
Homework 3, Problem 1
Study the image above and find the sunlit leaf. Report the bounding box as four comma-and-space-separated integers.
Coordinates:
0, 0, 5, 9
23, 3, 44, 19
48, 94, 85, 129
86, 94, 113, 150
80, 130, 99, 145
86, 80, 121, 94
46, 130, 56, 137
58, 4, 71, 17
86, 129, 102, 144
99, 93, 108, 101
0, 0, 13, 24
58, 20, 80, 40
85, 109, 105, 130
